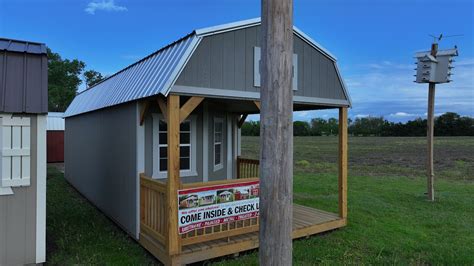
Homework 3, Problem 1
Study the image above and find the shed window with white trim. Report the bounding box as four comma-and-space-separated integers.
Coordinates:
254, 46, 298, 90
213, 117, 224, 171
152, 114, 197, 179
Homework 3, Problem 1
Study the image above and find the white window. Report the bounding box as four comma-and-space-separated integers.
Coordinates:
213, 117, 224, 171
254, 46, 298, 90
0, 114, 31, 195
152, 114, 197, 179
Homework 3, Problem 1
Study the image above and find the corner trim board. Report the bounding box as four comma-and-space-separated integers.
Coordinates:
36, 115, 46, 263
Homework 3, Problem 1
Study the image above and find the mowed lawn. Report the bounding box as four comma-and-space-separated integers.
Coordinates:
46, 136, 474, 265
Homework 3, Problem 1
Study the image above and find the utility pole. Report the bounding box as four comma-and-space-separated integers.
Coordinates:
260, 0, 294, 265
426, 43, 437, 202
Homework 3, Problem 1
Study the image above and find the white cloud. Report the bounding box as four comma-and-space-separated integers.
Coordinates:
355, 114, 369, 118
85, 0, 127, 15
389, 112, 418, 118
343, 56, 474, 121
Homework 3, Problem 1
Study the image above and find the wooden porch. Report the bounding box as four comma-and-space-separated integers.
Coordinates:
138, 95, 348, 265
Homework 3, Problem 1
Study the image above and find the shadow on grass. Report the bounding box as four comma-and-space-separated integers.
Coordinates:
46, 165, 160, 265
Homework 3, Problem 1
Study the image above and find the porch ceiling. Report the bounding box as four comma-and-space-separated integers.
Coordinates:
196, 97, 341, 115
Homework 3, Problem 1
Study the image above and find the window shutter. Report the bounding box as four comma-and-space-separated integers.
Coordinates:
1, 114, 31, 188
254, 46, 298, 90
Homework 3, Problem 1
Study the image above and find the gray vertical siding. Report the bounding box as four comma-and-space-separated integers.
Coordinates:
0, 114, 38, 265
64, 102, 138, 237
175, 25, 347, 101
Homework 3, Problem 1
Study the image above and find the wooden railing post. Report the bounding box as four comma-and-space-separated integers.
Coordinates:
166, 95, 180, 255
338, 107, 348, 220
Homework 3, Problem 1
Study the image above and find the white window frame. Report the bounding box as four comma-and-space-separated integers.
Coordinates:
213, 116, 224, 171
152, 114, 197, 179
254, 46, 298, 90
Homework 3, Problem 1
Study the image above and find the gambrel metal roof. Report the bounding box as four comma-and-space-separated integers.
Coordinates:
0, 38, 48, 114
65, 18, 350, 117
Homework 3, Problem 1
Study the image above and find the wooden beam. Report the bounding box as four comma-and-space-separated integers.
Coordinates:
157, 97, 168, 123
179, 96, 204, 123
338, 107, 348, 219
237, 114, 248, 128
139, 101, 150, 126
260, 0, 294, 264
253, 101, 261, 110
166, 95, 180, 255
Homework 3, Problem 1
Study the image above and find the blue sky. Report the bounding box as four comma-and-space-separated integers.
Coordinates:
1, 0, 472, 122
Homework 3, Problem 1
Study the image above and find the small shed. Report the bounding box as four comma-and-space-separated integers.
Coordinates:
0, 38, 48, 264
47, 112, 65, 163
64, 18, 350, 265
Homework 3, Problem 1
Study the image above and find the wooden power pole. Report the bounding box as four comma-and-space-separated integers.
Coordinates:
260, 0, 294, 265
426, 42, 437, 202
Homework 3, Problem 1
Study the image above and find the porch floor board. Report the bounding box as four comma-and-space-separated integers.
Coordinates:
141, 204, 346, 265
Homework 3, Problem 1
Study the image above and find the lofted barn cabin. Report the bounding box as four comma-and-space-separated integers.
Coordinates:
64, 18, 351, 265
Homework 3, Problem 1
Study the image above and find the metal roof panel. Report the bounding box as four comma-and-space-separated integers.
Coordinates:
65, 35, 199, 117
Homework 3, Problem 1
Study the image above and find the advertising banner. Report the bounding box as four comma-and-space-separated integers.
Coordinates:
178, 180, 259, 234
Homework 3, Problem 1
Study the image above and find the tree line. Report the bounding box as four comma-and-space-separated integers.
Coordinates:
48, 48, 104, 112
242, 112, 474, 137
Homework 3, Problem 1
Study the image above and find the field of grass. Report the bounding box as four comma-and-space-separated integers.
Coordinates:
46, 136, 474, 265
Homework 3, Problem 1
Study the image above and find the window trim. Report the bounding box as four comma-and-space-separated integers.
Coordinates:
152, 114, 197, 179
213, 116, 224, 171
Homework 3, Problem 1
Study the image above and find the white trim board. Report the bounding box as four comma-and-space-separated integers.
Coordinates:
202, 102, 209, 182
135, 102, 145, 239
226, 114, 232, 180
171, 85, 350, 107
35, 115, 46, 263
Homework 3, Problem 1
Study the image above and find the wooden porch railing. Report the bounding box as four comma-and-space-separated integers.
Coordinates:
237, 156, 260, 179
140, 174, 167, 246
140, 173, 261, 250
179, 178, 260, 246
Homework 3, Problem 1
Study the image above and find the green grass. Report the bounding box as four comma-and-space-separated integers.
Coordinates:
46, 136, 474, 265
46, 166, 158, 265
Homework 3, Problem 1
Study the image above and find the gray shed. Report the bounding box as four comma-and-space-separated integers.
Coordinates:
64, 18, 351, 264
0, 38, 48, 264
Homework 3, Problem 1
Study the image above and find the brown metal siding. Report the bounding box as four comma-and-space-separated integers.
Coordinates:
176, 25, 348, 101
0, 50, 48, 114
47, 131, 64, 163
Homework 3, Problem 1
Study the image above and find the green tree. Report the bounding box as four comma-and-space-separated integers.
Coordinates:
310, 118, 326, 136
241, 121, 260, 136
48, 48, 85, 112
293, 121, 310, 136
84, 70, 104, 88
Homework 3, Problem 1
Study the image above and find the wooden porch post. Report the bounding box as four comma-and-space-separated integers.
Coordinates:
338, 107, 348, 220
166, 95, 180, 256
